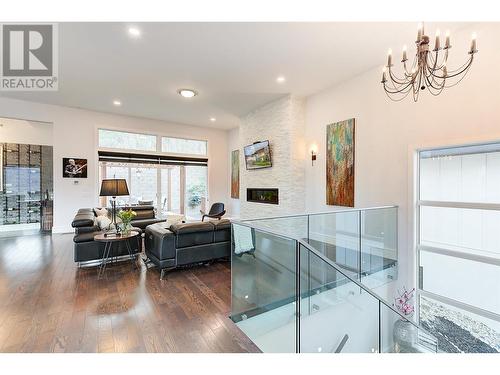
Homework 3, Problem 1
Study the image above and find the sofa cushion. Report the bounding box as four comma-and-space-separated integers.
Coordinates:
74, 230, 102, 243
132, 218, 164, 229
72, 213, 95, 228
170, 222, 215, 248
119, 205, 155, 219
75, 225, 100, 234
133, 209, 155, 220
213, 219, 231, 230
96, 215, 112, 230
94, 207, 108, 217
213, 219, 231, 242
169, 221, 214, 234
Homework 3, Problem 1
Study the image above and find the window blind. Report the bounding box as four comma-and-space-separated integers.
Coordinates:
98, 151, 208, 167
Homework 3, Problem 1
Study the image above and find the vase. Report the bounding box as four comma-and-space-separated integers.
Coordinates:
120, 222, 132, 235
393, 318, 419, 353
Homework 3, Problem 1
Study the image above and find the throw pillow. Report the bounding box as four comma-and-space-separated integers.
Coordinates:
94, 207, 108, 217
96, 215, 112, 230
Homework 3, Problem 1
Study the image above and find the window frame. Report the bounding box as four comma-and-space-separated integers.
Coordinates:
97, 128, 158, 152
415, 145, 500, 326
160, 135, 208, 156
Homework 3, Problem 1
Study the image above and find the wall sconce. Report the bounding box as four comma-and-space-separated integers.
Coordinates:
310, 144, 318, 166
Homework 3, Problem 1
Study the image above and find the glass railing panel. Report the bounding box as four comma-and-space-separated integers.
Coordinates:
307, 211, 361, 277
298, 243, 379, 353
230, 223, 297, 352
360, 207, 398, 297
244, 215, 308, 241
380, 302, 438, 353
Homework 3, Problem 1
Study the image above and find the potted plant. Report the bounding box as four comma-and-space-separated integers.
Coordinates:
117, 208, 136, 235
392, 287, 418, 353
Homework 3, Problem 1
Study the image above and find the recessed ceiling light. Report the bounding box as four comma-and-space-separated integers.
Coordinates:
177, 89, 198, 98
210, 117, 216, 122
128, 27, 141, 37
113, 100, 122, 106
276, 76, 286, 83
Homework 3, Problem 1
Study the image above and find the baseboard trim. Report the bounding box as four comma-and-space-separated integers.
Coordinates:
52, 226, 73, 234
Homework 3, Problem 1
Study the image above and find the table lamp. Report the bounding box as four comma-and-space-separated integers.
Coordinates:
99, 178, 129, 234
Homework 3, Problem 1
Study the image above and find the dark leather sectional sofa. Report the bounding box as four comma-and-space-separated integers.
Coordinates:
144, 219, 231, 279
71, 205, 163, 263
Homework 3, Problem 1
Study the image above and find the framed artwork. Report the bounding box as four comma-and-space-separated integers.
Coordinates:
63, 158, 88, 178
326, 118, 355, 207
231, 149, 240, 198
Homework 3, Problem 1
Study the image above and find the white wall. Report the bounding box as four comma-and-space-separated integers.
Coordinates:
0, 117, 53, 145
304, 23, 500, 288
227, 127, 241, 217
0, 97, 229, 233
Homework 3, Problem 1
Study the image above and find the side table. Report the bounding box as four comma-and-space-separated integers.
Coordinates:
94, 231, 140, 278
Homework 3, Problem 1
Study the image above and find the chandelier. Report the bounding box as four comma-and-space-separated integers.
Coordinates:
381, 23, 478, 101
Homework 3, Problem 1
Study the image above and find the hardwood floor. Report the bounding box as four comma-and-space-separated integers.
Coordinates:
0, 233, 260, 353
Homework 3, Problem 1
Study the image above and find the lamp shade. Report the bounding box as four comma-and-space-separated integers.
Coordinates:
99, 179, 129, 197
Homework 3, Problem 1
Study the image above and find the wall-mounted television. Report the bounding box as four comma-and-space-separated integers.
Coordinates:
244, 140, 272, 170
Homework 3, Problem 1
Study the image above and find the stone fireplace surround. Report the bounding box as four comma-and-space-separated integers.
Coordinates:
239, 95, 306, 219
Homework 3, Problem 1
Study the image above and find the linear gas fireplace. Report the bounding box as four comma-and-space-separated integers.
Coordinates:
246, 188, 279, 205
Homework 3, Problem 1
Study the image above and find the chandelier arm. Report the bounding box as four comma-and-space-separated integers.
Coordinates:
424, 63, 446, 89
427, 50, 448, 72
388, 66, 412, 85
384, 88, 412, 102
444, 65, 472, 88
383, 81, 414, 95
424, 68, 445, 91
445, 55, 474, 76
410, 73, 420, 102
426, 83, 445, 96
383, 77, 414, 94
403, 55, 419, 77
427, 55, 473, 79
385, 73, 406, 92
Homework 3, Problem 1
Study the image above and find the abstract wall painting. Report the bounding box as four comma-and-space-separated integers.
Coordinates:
326, 118, 355, 207
231, 149, 240, 198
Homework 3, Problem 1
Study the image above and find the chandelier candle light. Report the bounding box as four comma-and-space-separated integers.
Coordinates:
381, 23, 478, 101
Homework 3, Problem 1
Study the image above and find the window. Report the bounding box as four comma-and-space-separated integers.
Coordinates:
98, 130, 209, 219
99, 161, 208, 219
185, 165, 208, 218
161, 136, 207, 156
98, 129, 157, 151
417, 143, 500, 353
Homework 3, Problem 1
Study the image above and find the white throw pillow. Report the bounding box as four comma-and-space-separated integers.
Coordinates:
96, 215, 112, 230
94, 207, 108, 217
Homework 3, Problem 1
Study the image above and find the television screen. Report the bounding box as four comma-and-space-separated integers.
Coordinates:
244, 140, 272, 170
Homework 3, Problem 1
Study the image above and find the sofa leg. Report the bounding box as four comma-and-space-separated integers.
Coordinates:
160, 269, 167, 280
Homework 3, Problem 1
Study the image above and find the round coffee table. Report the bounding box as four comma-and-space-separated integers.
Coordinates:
94, 231, 140, 278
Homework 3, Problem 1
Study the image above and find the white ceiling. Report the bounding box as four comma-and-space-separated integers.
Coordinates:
1, 22, 470, 130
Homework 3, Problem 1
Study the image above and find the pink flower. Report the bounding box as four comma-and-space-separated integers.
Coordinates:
393, 286, 415, 316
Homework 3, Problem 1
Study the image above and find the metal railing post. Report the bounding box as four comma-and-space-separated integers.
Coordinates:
295, 240, 301, 353
358, 210, 362, 282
